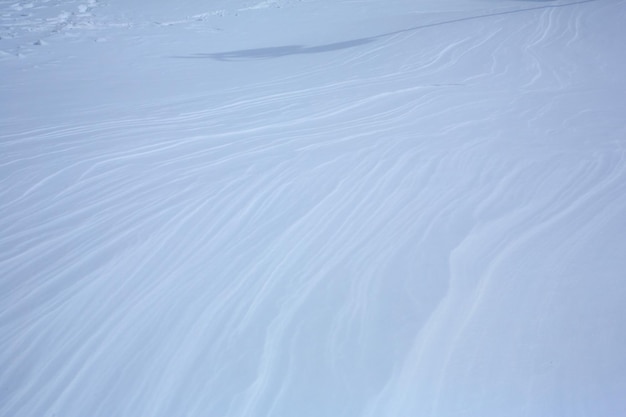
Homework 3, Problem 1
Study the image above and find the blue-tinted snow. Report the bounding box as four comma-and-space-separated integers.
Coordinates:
2, 0, 626, 416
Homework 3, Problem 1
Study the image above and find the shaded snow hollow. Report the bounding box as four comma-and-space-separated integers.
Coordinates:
2, 0, 626, 416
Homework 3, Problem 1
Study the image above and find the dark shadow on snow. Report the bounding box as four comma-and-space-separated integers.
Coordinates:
174, 0, 595, 61
183, 38, 376, 61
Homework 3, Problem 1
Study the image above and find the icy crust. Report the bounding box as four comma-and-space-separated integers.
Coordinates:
0, 0, 101, 56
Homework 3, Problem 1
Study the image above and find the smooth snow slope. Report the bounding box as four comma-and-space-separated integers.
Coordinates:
2, 0, 626, 416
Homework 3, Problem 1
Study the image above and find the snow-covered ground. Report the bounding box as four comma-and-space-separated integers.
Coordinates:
2, 0, 626, 416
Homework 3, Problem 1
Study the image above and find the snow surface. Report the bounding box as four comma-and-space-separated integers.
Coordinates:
2, 0, 626, 416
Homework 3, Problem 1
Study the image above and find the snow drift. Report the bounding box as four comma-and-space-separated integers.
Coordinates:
2, 0, 625, 416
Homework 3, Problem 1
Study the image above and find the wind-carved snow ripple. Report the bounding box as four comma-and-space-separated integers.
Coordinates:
2, 1, 626, 416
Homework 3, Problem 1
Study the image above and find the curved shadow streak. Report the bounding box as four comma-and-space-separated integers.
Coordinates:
174, 0, 595, 61
184, 38, 377, 61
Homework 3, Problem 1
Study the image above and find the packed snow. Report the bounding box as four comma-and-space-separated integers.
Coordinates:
2, 0, 626, 416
